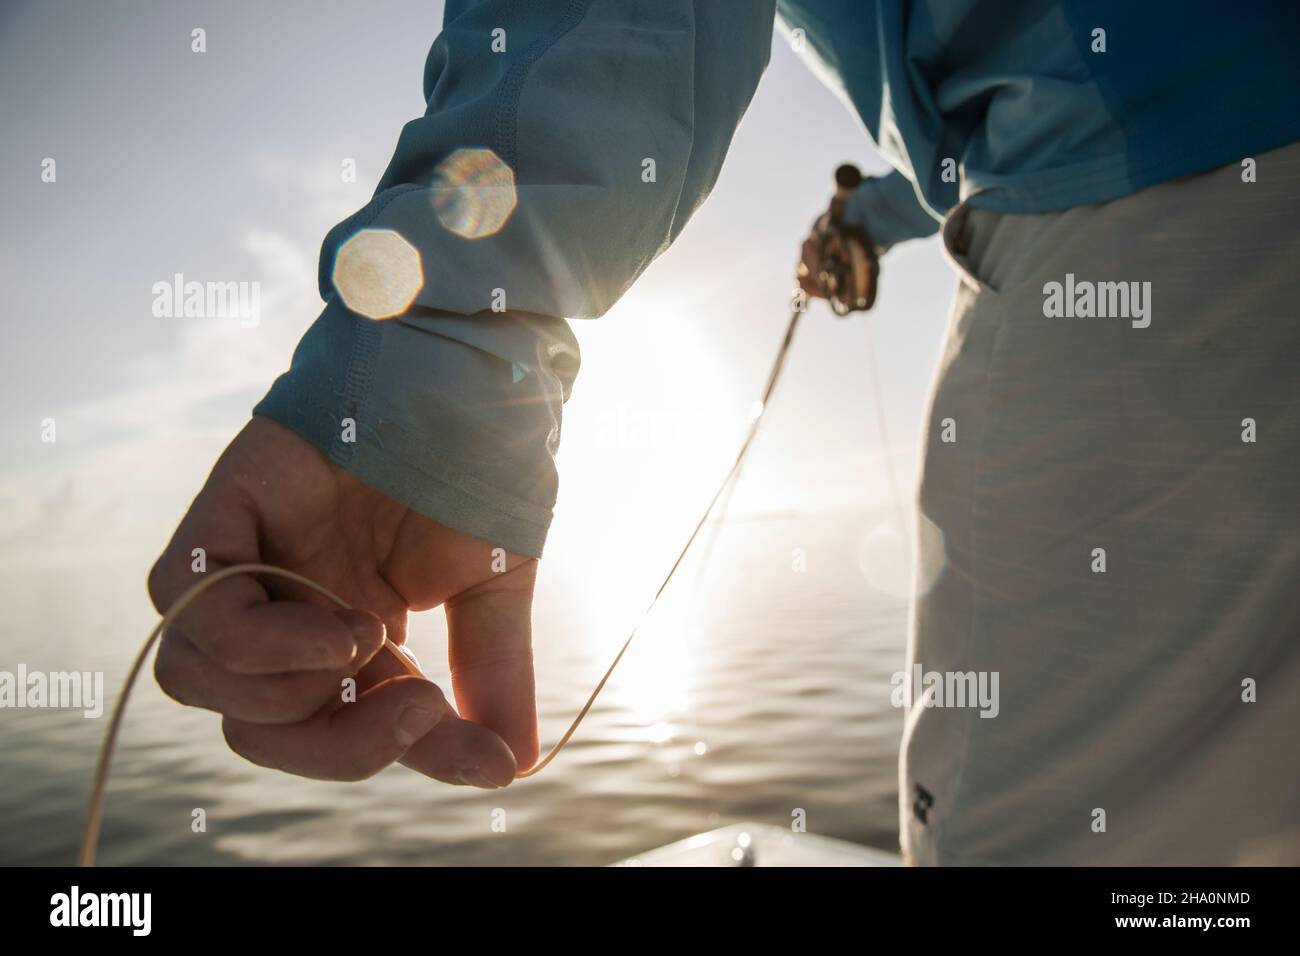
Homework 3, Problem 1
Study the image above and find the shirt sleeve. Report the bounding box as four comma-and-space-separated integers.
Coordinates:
843, 168, 943, 252
254, 0, 777, 558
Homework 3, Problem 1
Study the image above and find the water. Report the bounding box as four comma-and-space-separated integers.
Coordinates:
0, 510, 908, 866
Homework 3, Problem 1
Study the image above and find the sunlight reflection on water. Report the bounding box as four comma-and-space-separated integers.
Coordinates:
0, 510, 907, 866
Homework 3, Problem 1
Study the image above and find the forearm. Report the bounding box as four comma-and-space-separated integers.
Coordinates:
255, 298, 574, 558
843, 168, 942, 252
257, 0, 777, 557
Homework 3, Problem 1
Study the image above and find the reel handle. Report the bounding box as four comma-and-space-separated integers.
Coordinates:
830, 163, 863, 226
817, 163, 877, 316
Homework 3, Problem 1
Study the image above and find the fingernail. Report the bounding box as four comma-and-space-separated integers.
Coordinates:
349, 616, 383, 648
392, 642, 421, 672
395, 706, 439, 748
455, 768, 501, 790
345, 616, 386, 667
313, 638, 355, 668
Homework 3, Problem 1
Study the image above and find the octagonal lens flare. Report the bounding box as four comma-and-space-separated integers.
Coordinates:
431, 147, 517, 239
332, 228, 423, 319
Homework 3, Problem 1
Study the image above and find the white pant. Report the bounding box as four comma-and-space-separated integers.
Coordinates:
901, 141, 1300, 865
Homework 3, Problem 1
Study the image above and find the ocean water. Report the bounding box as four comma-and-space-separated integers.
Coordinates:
0, 510, 909, 866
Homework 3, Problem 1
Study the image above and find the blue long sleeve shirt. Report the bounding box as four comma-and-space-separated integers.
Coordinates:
255, 0, 1300, 557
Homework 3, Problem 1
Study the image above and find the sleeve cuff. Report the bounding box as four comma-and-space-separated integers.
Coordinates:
843, 169, 943, 252
253, 297, 578, 559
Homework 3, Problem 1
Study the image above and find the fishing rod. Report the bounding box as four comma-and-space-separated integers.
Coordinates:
814, 163, 881, 315
78, 163, 884, 866
519, 163, 882, 777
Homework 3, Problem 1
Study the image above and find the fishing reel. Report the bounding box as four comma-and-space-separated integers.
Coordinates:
808, 163, 880, 316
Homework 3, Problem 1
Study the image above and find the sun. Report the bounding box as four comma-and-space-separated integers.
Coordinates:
549, 292, 747, 738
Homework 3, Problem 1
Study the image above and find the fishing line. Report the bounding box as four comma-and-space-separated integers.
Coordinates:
79, 307, 808, 868
861, 318, 909, 540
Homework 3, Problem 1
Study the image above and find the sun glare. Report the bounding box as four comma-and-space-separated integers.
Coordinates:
556, 295, 748, 741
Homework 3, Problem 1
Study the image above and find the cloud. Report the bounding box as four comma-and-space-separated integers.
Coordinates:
0, 213, 325, 568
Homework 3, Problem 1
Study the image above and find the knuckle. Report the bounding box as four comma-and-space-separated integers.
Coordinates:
209, 628, 262, 673
332, 762, 381, 783
258, 677, 333, 724
450, 648, 534, 680
153, 638, 195, 704
146, 558, 172, 612
221, 718, 275, 770
216, 640, 256, 672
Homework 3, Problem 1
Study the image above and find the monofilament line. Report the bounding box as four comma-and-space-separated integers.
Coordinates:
79, 308, 807, 867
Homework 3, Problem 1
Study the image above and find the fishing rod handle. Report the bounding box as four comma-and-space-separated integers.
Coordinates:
830, 163, 862, 226
819, 162, 877, 315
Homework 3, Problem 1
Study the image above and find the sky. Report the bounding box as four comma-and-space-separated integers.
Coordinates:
0, 0, 956, 617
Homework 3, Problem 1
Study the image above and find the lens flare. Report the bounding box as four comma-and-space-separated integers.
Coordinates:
431, 147, 517, 239
332, 228, 423, 319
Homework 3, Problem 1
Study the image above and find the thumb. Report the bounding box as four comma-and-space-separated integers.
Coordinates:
445, 560, 539, 772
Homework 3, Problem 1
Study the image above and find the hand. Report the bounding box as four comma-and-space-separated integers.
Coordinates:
796, 214, 834, 301
796, 213, 878, 313
147, 415, 537, 788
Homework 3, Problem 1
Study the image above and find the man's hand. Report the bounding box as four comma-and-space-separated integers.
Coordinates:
147, 416, 536, 788
796, 219, 835, 302
796, 216, 878, 314
797, 164, 879, 314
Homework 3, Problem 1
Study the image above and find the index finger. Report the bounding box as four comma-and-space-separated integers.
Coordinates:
445, 560, 539, 771
148, 486, 367, 675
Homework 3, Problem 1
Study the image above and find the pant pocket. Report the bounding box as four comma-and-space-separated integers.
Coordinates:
941, 202, 1003, 297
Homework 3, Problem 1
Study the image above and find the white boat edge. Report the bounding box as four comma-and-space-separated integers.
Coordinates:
612, 823, 903, 867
